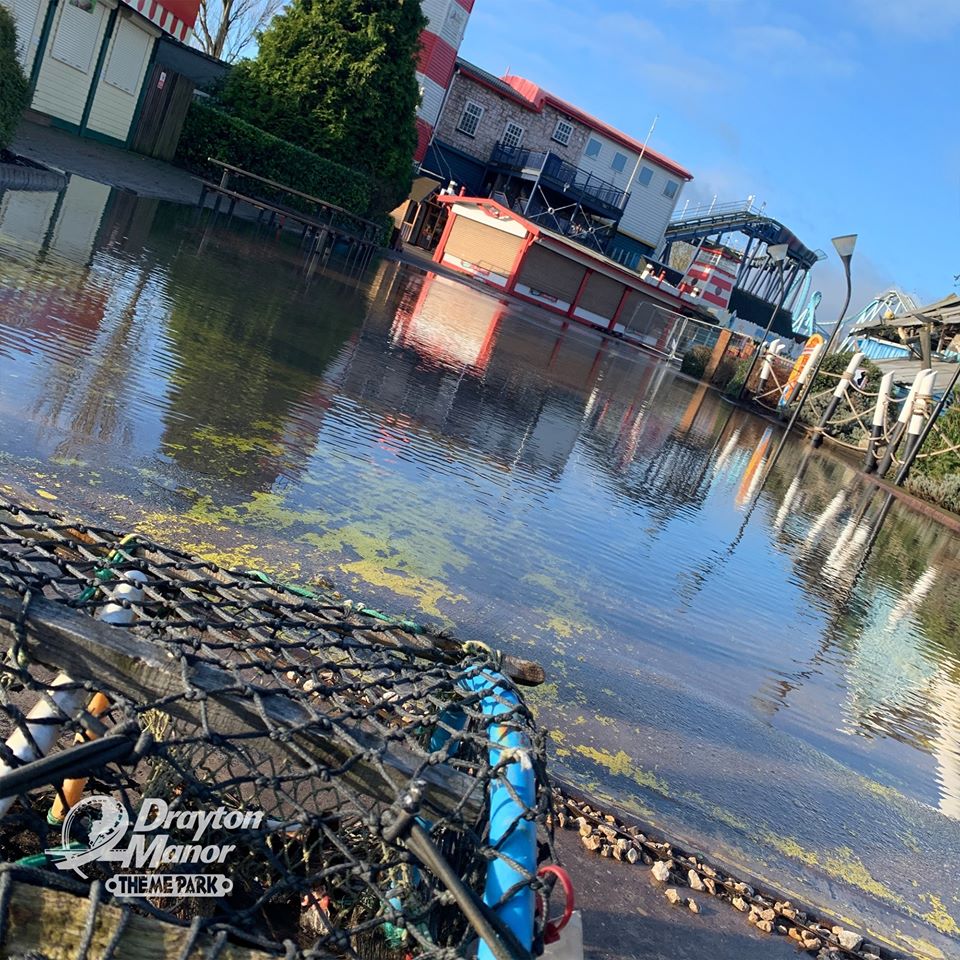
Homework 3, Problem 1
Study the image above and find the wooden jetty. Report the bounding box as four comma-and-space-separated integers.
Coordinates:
198, 158, 383, 271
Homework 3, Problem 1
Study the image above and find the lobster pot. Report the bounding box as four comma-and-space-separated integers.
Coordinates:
0, 498, 553, 959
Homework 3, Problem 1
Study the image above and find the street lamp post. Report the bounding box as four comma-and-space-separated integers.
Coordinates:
738, 243, 789, 400
780, 233, 857, 437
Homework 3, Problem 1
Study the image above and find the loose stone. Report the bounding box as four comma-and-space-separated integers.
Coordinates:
687, 898, 700, 913
788, 927, 802, 941
557, 812, 568, 829
760, 908, 775, 922
732, 896, 749, 913
747, 912, 758, 925
837, 931, 863, 952
582, 834, 602, 851
578, 818, 592, 837
626, 846, 639, 864
756, 920, 774, 933
688, 869, 704, 891
651, 860, 671, 882
701, 864, 717, 878
703, 877, 716, 895
641, 852, 654, 865
734, 882, 754, 897
665, 888, 682, 905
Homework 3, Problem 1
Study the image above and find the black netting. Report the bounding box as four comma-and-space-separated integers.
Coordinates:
0, 498, 555, 960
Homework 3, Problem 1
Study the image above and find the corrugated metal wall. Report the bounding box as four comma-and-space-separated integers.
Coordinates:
578, 272, 623, 320
517, 245, 587, 304
445, 217, 524, 277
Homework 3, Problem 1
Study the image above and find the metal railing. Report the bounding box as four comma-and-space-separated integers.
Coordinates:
670, 198, 766, 223
488, 143, 627, 211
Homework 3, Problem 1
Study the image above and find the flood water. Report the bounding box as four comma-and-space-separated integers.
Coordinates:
1, 178, 959, 957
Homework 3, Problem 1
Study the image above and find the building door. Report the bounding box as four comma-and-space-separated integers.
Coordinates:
130, 62, 195, 161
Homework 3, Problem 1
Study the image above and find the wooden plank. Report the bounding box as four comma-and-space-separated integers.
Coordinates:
206, 158, 382, 232
0, 591, 484, 821
1, 879, 275, 960
153, 74, 194, 162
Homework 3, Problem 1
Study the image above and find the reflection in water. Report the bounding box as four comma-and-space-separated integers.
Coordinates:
2, 187, 960, 947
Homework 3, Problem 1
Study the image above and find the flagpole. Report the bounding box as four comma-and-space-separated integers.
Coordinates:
624, 114, 659, 197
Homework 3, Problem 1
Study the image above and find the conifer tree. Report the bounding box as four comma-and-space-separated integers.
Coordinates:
223, 0, 426, 208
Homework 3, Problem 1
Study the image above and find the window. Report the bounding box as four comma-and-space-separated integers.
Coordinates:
637, 166, 653, 187
663, 179, 679, 199
502, 120, 524, 150
552, 119, 573, 146
585, 138, 601, 159
104, 18, 152, 95
51, 1, 101, 73
611, 152, 627, 173
457, 100, 484, 137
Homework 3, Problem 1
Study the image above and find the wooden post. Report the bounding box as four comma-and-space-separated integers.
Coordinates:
876, 368, 930, 477
755, 338, 781, 400
899, 370, 936, 469
702, 328, 733, 382
864, 372, 894, 473
812, 351, 863, 448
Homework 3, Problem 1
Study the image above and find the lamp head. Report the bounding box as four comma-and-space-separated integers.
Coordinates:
768, 243, 788, 262
831, 234, 857, 260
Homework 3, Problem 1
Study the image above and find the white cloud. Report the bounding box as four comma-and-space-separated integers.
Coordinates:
849, 0, 960, 38
731, 24, 858, 77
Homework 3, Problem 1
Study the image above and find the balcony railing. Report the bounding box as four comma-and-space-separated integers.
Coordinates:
488, 143, 627, 213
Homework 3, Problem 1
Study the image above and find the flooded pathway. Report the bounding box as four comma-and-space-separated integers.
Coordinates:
1, 181, 958, 957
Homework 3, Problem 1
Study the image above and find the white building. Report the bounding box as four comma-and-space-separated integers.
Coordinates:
5, 0, 197, 147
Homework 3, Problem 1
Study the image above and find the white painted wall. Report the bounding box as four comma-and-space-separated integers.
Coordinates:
49, 175, 111, 264
575, 131, 685, 248
3, 0, 51, 73
417, 72, 446, 127
0, 188, 57, 256
31, 0, 112, 126
86, 14, 156, 142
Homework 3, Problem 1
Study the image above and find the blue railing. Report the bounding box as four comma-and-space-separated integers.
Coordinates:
488, 143, 627, 212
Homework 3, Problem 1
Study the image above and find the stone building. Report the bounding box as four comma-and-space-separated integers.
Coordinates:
419, 57, 693, 267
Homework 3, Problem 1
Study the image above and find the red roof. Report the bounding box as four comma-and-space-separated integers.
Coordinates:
502, 75, 693, 182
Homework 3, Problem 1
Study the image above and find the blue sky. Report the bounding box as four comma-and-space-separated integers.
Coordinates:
458, 0, 960, 321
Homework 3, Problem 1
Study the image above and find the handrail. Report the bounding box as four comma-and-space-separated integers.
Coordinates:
488, 143, 626, 210
669, 199, 765, 223
206, 157, 382, 233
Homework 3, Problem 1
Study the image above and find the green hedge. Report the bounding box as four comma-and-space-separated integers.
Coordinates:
0, 7, 29, 151
174, 100, 378, 219
904, 398, 960, 513
680, 345, 712, 379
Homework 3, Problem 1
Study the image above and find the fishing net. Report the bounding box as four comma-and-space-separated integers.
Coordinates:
0, 498, 555, 960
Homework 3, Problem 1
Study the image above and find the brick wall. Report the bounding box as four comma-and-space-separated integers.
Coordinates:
434, 72, 589, 166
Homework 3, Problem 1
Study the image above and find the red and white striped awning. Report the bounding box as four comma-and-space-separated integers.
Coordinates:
125, 0, 200, 42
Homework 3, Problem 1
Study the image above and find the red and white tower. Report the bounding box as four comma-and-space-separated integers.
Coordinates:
414, 0, 473, 163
